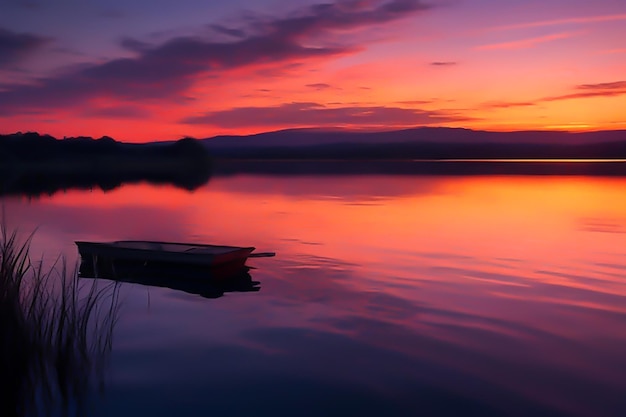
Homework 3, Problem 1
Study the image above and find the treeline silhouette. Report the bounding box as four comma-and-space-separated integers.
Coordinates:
0, 133, 212, 197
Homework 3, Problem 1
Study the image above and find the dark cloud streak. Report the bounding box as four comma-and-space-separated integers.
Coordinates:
306, 83, 333, 90
481, 80, 626, 109
576, 81, 626, 90
430, 61, 456, 66
209, 24, 246, 38
180, 102, 466, 128
0, 0, 432, 115
543, 80, 626, 102
0, 27, 50, 68
254, 0, 432, 41
482, 101, 536, 109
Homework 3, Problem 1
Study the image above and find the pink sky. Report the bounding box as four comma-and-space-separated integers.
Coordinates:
1, 0, 625, 142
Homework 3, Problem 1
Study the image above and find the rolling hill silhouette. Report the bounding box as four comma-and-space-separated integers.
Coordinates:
202, 127, 626, 160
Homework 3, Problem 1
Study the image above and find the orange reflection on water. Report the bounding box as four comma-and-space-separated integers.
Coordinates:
4, 173, 626, 415
30, 174, 626, 280
192, 175, 626, 269
7, 174, 626, 316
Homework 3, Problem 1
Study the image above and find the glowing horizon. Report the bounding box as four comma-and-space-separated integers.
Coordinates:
1, 0, 625, 142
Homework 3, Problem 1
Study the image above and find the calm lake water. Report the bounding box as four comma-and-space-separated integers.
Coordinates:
3, 173, 626, 416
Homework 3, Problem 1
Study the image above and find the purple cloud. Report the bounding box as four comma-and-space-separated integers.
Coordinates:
209, 24, 246, 39
0, 0, 433, 115
574, 81, 626, 91
543, 80, 626, 102
248, 0, 432, 41
480, 80, 626, 109
180, 102, 466, 128
306, 83, 333, 90
430, 61, 456, 66
0, 27, 50, 68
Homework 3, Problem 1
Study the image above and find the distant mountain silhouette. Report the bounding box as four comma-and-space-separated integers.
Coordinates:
201, 127, 626, 160
0, 133, 212, 197
4, 128, 626, 188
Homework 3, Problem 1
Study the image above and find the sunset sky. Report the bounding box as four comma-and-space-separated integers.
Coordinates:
1, 0, 625, 142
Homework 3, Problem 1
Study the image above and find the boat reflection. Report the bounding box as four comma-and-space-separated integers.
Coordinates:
78, 256, 261, 299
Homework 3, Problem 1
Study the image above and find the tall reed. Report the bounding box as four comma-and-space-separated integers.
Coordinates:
0, 224, 120, 417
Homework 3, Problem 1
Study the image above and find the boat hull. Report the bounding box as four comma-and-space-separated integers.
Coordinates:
75, 240, 256, 268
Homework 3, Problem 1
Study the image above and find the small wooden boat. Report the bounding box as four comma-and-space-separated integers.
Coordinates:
75, 240, 262, 268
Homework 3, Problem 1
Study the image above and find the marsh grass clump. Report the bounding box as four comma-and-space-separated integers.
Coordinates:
0, 225, 120, 417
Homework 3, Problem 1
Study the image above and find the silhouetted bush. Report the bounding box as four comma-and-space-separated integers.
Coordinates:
1, 224, 120, 417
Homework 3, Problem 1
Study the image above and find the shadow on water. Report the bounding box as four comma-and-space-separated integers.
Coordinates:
0, 137, 213, 197
211, 159, 626, 177
0, 225, 120, 417
78, 257, 260, 299
0, 166, 213, 197
0, 162, 213, 198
